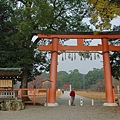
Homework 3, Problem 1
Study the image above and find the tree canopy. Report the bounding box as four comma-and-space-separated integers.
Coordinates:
109, 26, 120, 80
87, 0, 120, 31
44, 68, 104, 90
0, 0, 119, 91
0, 0, 91, 88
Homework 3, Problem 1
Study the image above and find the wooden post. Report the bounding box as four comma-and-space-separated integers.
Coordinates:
48, 38, 59, 106
113, 87, 115, 103
19, 89, 22, 99
33, 89, 36, 105
46, 89, 48, 106
42, 79, 53, 106
102, 38, 117, 106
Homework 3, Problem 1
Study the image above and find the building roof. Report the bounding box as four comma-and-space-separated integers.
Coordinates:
0, 68, 23, 79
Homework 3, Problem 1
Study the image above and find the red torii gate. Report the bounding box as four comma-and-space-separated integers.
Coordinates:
62, 84, 70, 91
37, 32, 120, 106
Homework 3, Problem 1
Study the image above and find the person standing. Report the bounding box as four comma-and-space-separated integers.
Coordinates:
62, 88, 64, 94
70, 89, 75, 106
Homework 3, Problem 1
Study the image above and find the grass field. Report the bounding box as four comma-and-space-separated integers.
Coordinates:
76, 91, 106, 100
56, 90, 106, 100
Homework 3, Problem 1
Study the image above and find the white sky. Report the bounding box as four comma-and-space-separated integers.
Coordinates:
57, 39, 103, 74
57, 17, 120, 74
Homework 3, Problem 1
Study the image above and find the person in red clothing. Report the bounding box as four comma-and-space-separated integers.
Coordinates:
70, 89, 75, 106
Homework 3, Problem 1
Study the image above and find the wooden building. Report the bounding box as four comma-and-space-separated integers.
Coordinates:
0, 68, 23, 98
0, 68, 22, 88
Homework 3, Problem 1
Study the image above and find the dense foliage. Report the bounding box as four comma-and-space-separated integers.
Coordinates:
0, 0, 119, 91
56, 68, 104, 90
87, 0, 120, 31
0, 0, 91, 88
109, 26, 120, 80
41, 68, 104, 90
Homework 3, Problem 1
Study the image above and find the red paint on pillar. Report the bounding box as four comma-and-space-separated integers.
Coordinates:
102, 38, 114, 103
48, 38, 58, 103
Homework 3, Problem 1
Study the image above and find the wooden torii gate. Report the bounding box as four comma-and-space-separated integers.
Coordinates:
37, 32, 120, 106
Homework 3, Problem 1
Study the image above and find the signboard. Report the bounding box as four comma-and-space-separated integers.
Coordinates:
0, 79, 13, 88
42, 79, 52, 89
42, 79, 52, 106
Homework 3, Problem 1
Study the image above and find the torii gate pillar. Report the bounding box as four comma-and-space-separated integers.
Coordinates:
47, 38, 59, 106
102, 38, 118, 106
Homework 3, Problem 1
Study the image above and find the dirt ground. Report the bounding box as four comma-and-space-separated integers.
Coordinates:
0, 91, 120, 120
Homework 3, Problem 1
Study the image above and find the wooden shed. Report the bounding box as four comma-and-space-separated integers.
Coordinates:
0, 68, 23, 88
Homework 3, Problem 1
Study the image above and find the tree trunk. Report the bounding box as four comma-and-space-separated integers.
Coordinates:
21, 69, 31, 101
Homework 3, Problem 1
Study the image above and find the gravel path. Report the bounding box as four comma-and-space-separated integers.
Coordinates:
0, 91, 120, 120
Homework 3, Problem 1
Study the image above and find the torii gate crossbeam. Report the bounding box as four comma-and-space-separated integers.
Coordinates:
37, 32, 120, 106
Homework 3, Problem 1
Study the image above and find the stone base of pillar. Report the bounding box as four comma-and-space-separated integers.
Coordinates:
103, 103, 118, 106
44, 102, 59, 107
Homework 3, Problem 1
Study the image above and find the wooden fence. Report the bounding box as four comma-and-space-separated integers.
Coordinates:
0, 88, 47, 105
0, 90, 15, 98
113, 87, 120, 101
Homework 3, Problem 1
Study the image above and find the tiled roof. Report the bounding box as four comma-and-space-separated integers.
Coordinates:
0, 68, 23, 79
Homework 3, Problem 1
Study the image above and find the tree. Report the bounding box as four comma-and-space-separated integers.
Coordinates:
0, 0, 50, 90
56, 68, 104, 90
0, 0, 91, 91
57, 71, 69, 89
0, 0, 15, 63
86, 0, 120, 31
109, 25, 120, 80
67, 69, 83, 89
110, 51, 120, 80
85, 68, 104, 89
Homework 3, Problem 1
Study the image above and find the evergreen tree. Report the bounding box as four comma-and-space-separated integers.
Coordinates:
0, 0, 91, 90
109, 25, 120, 80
